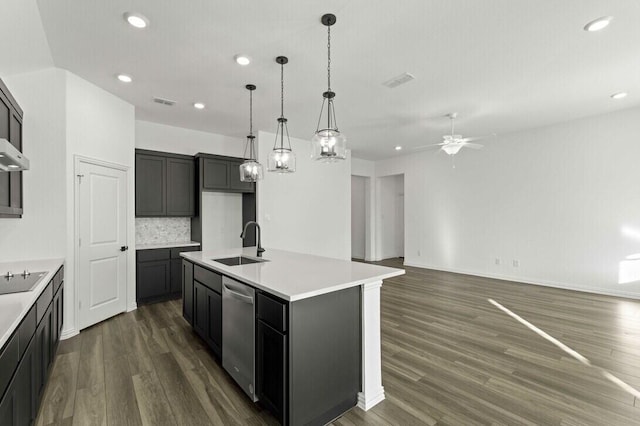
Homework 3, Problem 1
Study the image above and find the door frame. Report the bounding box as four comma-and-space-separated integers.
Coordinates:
74, 155, 133, 331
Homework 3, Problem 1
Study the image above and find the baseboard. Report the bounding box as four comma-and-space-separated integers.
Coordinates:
357, 386, 385, 411
402, 261, 640, 300
60, 327, 79, 340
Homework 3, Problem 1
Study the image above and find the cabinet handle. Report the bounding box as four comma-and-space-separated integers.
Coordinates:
120, 246, 129, 252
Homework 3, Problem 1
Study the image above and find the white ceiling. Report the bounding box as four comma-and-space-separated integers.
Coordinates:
35, 0, 640, 160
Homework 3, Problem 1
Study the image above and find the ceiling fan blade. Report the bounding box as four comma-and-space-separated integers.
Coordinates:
463, 142, 484, 149
460, 136, 484, 142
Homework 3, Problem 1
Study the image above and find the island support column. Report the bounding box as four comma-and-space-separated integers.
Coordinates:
357, 280, 385, 410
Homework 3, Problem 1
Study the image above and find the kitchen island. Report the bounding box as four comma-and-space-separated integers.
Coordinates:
181, 248, 404, 426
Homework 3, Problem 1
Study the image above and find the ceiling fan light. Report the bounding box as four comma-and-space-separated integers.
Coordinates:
442, 144, 463, 156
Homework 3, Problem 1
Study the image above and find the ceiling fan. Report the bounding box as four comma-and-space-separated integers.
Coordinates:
430, 113, 484, 156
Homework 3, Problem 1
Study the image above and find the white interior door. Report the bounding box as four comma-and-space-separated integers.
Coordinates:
77, 160, 127, 330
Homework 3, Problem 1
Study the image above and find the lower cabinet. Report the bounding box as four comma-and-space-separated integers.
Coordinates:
137, 246, 199, 305
182, 260, 194, 325
192, 280, 222, 358
256, 320, 287, 424
0, 265, 64, 426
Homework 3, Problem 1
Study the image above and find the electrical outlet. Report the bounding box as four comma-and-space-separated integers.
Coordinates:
495, 258, 501, 265
513, 259, 520, 267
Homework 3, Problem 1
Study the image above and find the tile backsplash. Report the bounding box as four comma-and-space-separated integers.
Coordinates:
136, 217, 191, 244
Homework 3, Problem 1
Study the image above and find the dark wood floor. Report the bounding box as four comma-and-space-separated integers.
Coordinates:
37, 259, 640, 425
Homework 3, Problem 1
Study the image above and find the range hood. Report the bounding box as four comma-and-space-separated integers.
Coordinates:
0, 138, 30, 171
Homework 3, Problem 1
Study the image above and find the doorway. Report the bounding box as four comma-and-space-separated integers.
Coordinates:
351, 175, 368, 260
377, 174, 404, 260
76, 157, 128, 330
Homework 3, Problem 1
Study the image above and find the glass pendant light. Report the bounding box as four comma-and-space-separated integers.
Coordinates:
268, 56, 296, 173
311, 13, 346, 162
239, 84, 264, 182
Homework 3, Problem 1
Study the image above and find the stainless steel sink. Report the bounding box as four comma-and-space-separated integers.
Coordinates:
212, 256, 267, 266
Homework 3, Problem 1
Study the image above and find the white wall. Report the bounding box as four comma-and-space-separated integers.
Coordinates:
0, 68, 67, 261
374, 107, 640, 299
351, 158, 376, 260
65, 71, 136, 334
257, 131, 351, 260
201, 192, 242, 251
351, 176, 367, 259
135, 120, 244, 157
377, 174, 404, 259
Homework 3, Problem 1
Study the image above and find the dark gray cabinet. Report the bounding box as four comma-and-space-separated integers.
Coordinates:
0, 77, 24, 219
182, 260, 194, 325
135, 154, 166, 216
184, 261, 222, 358
167, 157, 195, 216
136, 246, 200, 304
256, 291, 288, 424
192, 280, 222, 357
198, 154, 254, 193
0, 265, 64, 426
135, 150, 195, 217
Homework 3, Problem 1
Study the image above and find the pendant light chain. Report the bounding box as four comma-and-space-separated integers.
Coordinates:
280, 62, 285, 119
327, 24, 331, 91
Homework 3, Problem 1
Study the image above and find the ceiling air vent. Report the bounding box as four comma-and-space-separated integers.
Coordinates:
382, 72, 415, 88
152, 97, 176, 106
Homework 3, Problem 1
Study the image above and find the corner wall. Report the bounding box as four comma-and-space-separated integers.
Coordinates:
373, 107, 640, 298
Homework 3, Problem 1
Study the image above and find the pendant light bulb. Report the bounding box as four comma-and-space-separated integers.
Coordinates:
240, 84, 264, 182
311, 13, 347, 162
268, 56, 296, 173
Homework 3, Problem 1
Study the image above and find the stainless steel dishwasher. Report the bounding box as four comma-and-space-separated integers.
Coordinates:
222, 276, 258, 402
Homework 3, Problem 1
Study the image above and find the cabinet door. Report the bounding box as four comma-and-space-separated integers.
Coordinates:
35, 304, 52, 402
166, 158, 195, 216
52, 287, 63, 350
8, 112, 22, 212
206, 288, 222, 357
182, 261, 194, 324
136, 260, 170, 303
202, 158, 229, 190
0, 94, 11, 213
193, 281, 208, 338
135, 154, 167, 216
256, 320, 287, 424
229, 161, 254, 192
170, 259, 182, 295
15, 338, 35, 426
0, 379, 16, 426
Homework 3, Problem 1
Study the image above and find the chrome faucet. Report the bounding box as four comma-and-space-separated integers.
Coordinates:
240, 221, 265, 257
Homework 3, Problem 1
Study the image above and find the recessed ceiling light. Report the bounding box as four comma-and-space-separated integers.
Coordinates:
234, 55, 251, 66
193, 102, 205, 109
117, 74, 132, 83
583, 16, 613, 32
610, 92, 628, 99
395, 146, 402, 151
124, 12, 149, 29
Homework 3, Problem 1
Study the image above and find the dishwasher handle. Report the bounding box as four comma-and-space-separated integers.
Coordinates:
223, 284, 254, 304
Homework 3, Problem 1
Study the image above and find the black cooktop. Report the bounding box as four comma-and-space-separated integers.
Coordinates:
0, 271, 47, 295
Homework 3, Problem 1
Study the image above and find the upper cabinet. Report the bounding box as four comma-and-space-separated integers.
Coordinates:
198, 154, 254, 193
135, 149, 195, 217
0, 78, 24, 218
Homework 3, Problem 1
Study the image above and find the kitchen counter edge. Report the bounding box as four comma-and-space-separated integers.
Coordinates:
0, 258, 65, 350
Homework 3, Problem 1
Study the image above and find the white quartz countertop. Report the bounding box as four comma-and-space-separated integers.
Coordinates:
181, 248, 404, 301
0, 258, 64, 349
136, 241, 201, 250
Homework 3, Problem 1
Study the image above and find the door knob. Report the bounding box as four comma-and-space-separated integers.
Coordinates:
120, 246, 129, 252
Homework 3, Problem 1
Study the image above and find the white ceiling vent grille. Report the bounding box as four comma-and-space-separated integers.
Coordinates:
382, 72, 415, 88
153, 97, 176, 106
